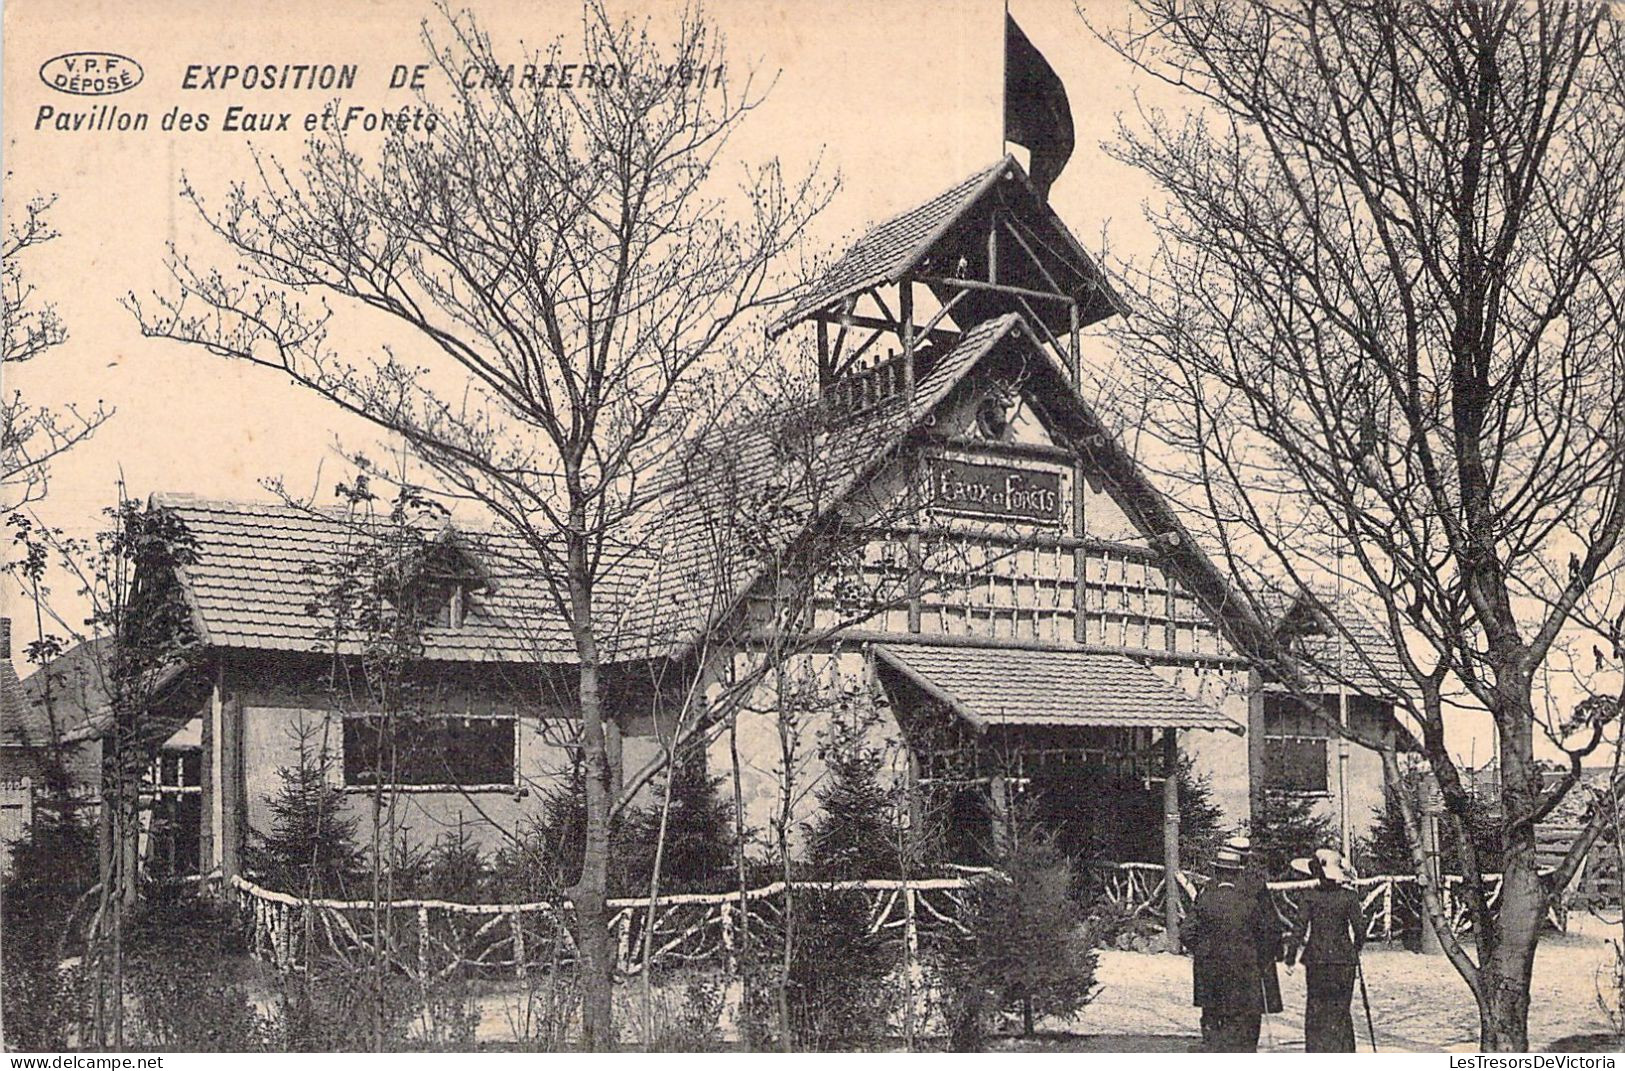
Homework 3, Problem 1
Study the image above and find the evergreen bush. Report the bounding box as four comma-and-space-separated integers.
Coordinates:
243, 719, 364, 898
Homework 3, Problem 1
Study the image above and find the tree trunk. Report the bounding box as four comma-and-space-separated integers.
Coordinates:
1476, 829, 1543, 1050
1473, 682, 1544, 1052
729, 712, 755, 1051
568, 519, 616, 1052
575, 655, 616, 1051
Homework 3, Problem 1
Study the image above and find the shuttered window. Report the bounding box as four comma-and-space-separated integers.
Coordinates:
1264, 736, 1329, 795
342, 715, 515, 789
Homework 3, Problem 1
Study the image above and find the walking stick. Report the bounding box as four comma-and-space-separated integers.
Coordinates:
1355, 955, 1378, 1053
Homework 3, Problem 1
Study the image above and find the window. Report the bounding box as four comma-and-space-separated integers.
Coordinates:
342, 715, 516, 789
1265, 737, 1329, 795
1262, 694, 1331, 795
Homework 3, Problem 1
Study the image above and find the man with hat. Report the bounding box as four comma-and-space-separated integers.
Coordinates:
1225, 835, 1286, 1023
1182, 844, 1280, 1051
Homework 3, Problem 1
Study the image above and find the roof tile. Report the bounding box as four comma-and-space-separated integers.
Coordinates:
875, 643, 1240, 732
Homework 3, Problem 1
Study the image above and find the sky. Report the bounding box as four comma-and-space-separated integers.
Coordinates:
0, 0, 1517, 763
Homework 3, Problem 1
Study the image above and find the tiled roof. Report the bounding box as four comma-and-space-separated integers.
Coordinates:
145, 308, 1267, 687
1272, 592, 1414, 702
156, 496, 658, 664
616, 313, 1035, 660
0, 653, 31, 749
774, 156, 1127, 336
777, 159, 1011, 331
874, 643, 1241, 733
11, 637, 113, 746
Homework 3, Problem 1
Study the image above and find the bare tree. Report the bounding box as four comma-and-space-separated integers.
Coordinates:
130, 2, 830, 1046
8, 498, 204, 1049
1094, 0, 1625, 1050
1, 182, 111, 511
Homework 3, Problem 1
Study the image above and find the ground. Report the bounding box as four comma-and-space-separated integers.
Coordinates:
237, 910, 1625, 1050
1064, 912, 1624, 1052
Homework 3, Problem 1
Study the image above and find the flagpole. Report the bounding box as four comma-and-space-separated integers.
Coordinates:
1002, 0, 1009, 158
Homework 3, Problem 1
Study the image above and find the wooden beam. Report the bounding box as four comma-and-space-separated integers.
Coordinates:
988, 211, 999, 285
830, 328, 887, 382
920, 275, 1078, 306
867, 288, 898, 325
907, 530, 923, 633
809, 310, 958, 344
1074, 455, 1089, 645
791, 627, 1254, 672
1002, 214, 1066, 296
918, 287, 969, 339
1069, 299, 1081, 387
1248, 669, 1267, 829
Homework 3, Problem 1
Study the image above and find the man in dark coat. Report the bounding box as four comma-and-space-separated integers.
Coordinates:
1227, 835, 1285, 1016
1183, 846, 1279, 1051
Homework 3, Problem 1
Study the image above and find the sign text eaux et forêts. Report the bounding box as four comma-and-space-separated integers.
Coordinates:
927, 458, 1062, 525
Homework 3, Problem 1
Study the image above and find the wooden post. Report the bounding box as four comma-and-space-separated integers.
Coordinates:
720, 900, 737, 977
1072, 457, 1088, 643
988, 212, 999, 285
220, 687, 244, 891
1068, 299, 1080, 385
1162, 728, 1183, 951
418, 905, 431, 979
512, 910, 528, 979
817, 318, 831, 388
903, 883, 921, 1042
907, 531, 923, 633
203, 677, 219, 876
989, 774, 1009, 855
1420, 806, 1443, 955
1247, 670, 1267, 833
900, 276, 915, 400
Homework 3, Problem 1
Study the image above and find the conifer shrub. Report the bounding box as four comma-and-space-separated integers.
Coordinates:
940, 824, 1098, 1050
243, 719, 364, 898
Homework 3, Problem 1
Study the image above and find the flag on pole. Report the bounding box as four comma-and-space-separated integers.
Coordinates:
1005, 13, 1075, 201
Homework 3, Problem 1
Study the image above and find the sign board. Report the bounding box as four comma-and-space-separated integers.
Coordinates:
927, 458, 1063, 525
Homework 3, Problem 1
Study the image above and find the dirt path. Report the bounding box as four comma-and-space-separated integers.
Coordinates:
1073, 914, 1622, 1051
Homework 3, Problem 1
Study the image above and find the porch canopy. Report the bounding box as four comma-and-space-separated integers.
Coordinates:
874, 642, 1233, 948
872, 643, 1241, 734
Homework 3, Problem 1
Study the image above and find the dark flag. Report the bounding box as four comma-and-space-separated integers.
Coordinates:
1005, 13, 1075, 200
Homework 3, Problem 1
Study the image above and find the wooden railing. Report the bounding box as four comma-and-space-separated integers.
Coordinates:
235, 859, 1583, 983
1084, 860, 1568, 940
234, 870, 996, 983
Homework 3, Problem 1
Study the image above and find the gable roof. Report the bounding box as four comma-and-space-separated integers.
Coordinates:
874, 643, 1241, 733
9, 637, 112, 747
773, 156, 1128, 338
615, 312, 1037, 661
5, 637, 194, 755
1272, 591, 1414, 702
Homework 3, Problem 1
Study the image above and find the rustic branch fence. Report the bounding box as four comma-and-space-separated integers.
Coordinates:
234, 871, 991, 984
1083, 860, 1570, 941
234, 859, 1579, 982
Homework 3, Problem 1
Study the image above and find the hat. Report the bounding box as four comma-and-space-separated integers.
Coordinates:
1291, 848, 1351, 883
1224, 835, 1252, 854
1213, 847, 1245, 871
